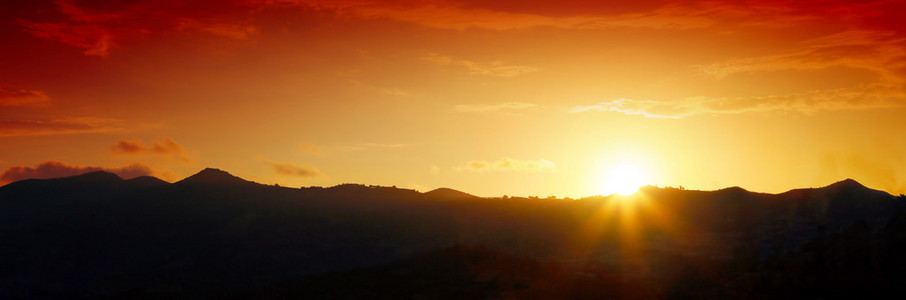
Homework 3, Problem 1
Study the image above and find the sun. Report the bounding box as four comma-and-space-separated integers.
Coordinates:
600, 163, 648, 196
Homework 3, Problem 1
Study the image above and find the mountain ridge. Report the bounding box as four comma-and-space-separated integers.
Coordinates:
176, 167, 252, 186
1, 168, 903, 298
2, 168, 891, 199
423, 187, 480, 199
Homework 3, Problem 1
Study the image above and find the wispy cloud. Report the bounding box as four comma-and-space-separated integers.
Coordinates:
298, 141, 325, 154
16, 0, 906, 59
20, 21, 116, 57
577, 3, 719, 30
689, 30, 906, 116
454, 102, 537, 113
15, 0, 262, 56
111, 138, 146, 154
110, 137, 193, 162
341, 79, 412, 98
694, 30, 906, 81
573, 86, 906, 118
600, 27, 905, 118
379, 88, 410, 97
177, 19, 258, 40
263, 160, 323, 178
260, 0, 723, 31
359, 143, 407, 148
456, 157, 555, 173
422, 53, 539, 77
336, 143, 407, 152
0, 84, 126, 137
571, 98, 691, 118
0, 117, 124, 137
459, 61, 540, 77
0, 87, 50, 107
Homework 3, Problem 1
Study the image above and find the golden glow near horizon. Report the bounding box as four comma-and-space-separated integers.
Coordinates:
601, 164, 648, 196
2, 0, 906, 197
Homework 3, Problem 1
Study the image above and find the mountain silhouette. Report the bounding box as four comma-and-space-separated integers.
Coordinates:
176, 167, 255, 186
1, 170, 123, 191
828, 177, 866, 188
1, 169, 904, 299
125, 175, 170, 188
423, 187, 479, 200
68, 170, 125, 183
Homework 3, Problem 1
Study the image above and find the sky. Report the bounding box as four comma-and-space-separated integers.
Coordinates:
2, 0, 906, 197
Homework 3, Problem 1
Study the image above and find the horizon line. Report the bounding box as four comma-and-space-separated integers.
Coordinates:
2, 167, 896, 199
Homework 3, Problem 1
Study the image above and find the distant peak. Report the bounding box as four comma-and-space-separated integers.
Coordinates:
813, 178, 886, 195
424, 187, 478, 199
719, 186, 748, 192
125, 176, 170, 187
177, 168, 250, 185
71, 170, 124, 182
840, 178, 861, 185
827, 178, 866, 189
198, 168, 231, 176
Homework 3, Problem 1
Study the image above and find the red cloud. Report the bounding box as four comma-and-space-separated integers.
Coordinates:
0, 117, 123, 137
110, 138, 146, 154
0, 87, 50, 107
14, 0, 261, 56
261, 159, 323, 177
272, 162, 322, 177
151, 137, 186, 154
13, 0, 906, 57
110, 137, 192, 162
20, 21, 115, 57
0, 161, 155, 185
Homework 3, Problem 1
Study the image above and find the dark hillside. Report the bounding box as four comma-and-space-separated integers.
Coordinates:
1, 171, 902, 298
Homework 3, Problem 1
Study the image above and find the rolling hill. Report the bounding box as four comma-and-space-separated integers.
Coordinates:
1, 169, 903, 298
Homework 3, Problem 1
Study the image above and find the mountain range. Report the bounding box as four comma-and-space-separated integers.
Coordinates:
2, 168, 905, 299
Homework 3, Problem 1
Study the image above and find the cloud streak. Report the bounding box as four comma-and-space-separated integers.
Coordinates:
13, 0, 906, 59
456, 157, 555, 173
0, 85, 125, 138
0, 87, 50, 107
694, 30, 906, 82
110, 137, 192, 162
15, 0, 262, 56
177, 19, 259, 40
264, 160, 323, 177
574, 83, 906, 118
297, 142, 325, 154
0, 117, 123, 137
423, 53, 539, 77
20, 21, 116, 57
685, 29, 906, 116
455, 102, 537, 113
262, 0, 724, 31
335, 143, 407, 152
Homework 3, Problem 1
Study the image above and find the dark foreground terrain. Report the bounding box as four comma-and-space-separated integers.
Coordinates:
2, 168, 905, 299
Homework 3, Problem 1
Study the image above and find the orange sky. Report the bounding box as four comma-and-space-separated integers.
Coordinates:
2, 0, 906, 197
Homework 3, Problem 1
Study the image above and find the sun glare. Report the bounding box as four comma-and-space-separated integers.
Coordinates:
601, 163, 647, 196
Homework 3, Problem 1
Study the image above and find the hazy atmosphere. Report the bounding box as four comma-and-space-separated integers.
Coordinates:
3, 0, 906, 197
7, 2, 906, 299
